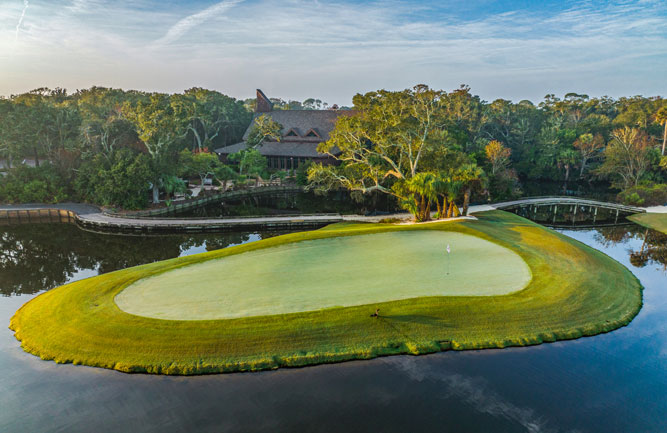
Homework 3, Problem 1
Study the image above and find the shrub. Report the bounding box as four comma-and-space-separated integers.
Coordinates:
75, 149, 152, 209
618, 183, 667, 206
0, 164, 69, 203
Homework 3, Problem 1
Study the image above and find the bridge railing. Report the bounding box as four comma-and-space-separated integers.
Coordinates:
105, 185, 305, 219
491, 196, 645, 214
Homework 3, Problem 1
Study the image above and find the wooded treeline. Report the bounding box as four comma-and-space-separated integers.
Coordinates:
0, 87, 252, 208
1, 85, 666, 212
308, 85, 667, 220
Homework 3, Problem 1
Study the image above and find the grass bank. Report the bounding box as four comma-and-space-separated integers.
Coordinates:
10, 211, 642, 375
628, 213, 667, 234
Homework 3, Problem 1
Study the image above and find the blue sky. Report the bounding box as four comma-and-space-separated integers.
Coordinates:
0, 0, 665, 104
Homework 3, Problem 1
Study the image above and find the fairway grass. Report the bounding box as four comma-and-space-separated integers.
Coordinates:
10, 211, 642, 375
116, 231, 531, 320
628, 213, 667, 234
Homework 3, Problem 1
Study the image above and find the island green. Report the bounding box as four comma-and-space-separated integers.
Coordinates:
10, 211, 642, 375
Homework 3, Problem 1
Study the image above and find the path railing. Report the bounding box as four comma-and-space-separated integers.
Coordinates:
105, 185, 305, 219
491, 196, 646, 214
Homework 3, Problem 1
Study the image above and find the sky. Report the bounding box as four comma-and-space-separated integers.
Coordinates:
0, 0, 665, 105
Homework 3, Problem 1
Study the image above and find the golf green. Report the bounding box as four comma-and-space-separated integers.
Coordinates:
115, 231, 531, 320
10, 211, 644, 375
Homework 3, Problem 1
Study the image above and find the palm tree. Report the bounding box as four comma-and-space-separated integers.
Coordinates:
655, 106, 667, 156
445, 180, 462, 218
432, 173, 452, 219
403, 172, 438, 222
456, 163, 485, 216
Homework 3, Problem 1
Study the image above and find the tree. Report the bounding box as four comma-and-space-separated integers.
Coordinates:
213, 164, 237, 191
655, 105, 667, 156
394, 172, 438, 221
229, 148, 267, 182
573, 133, 605, 178
308, 85, 457, 221
179, 149, 221, 186
245, 114, 282, 148
122, 94, 188, 203
75, 149, 152, 209
456, 163, 485, 215
485, 140, 511, 175
175, 88, 251, 152
596, 127, 654, 189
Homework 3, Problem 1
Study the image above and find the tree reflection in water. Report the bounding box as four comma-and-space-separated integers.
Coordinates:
0, 223, 286, 296
594, 225, 667, 271
2, 222, 663, 297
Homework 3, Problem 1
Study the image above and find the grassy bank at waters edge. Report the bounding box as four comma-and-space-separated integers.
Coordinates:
628, 213, 667, 234
10, 211, 643, 375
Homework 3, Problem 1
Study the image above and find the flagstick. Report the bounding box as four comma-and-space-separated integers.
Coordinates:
446, 244, 450, 275
447, 252, 450, 275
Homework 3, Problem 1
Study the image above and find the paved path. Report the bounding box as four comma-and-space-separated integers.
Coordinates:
0, 202, 101, 215
1, 196, 664, 233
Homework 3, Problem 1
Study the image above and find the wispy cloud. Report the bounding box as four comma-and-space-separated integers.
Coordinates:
14, 0, 29, 41
0, 1, 665, 103
152, 0, 245, 47
387, 357, 557, 433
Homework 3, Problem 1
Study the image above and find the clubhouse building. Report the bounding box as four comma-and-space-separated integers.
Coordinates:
215, 90, 351, 170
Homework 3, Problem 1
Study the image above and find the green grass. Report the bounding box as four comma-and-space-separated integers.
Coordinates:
628, 212, 667, 234
116, 231, 531, 320
10, 211, 643, 375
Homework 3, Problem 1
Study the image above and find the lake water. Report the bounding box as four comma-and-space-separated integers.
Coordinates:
0, 222, 665, 433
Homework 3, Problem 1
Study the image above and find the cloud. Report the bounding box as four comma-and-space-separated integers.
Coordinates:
0, 0, 664, 103
387, 357, 558, 433
151, 0, 245, 47
15, 0, 29, 41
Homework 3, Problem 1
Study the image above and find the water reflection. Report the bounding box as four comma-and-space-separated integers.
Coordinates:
0, 222, 665, 433
594, 225, 667, 271
0, 224, 287, 296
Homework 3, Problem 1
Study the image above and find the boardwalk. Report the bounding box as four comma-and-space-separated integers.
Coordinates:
0, 196, 664, 233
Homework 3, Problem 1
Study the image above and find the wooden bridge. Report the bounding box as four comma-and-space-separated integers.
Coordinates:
0, 194, 663, 234
108, 185, 305, 218
469, 196, 651, 227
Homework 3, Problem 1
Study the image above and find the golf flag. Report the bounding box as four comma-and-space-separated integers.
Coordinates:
446, 244, 451, 254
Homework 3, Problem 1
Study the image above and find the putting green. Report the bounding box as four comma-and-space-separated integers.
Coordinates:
115, 231, 531, 320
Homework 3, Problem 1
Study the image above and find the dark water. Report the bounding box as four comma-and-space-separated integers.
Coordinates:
176, 190, 399, 218
0, 223, 665, 433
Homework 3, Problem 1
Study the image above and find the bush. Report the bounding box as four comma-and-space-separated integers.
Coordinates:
75, 149, 153, 209
618, 183, 667, 206
0, 164, 69, 203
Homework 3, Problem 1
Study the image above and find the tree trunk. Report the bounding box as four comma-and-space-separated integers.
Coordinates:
152, 183, 160, 204
579, 158, 587, 178
463, 187, 471, 216
442, 197, 448, 218
419, 194, 428, 221
33, 146, 40, 167
447, 201, 454, 218
436, 197, 442, 220
662, 122, 666, 156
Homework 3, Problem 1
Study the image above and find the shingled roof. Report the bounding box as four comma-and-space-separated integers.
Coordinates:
215, 89, 353, 158
241, 110, 353, 143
